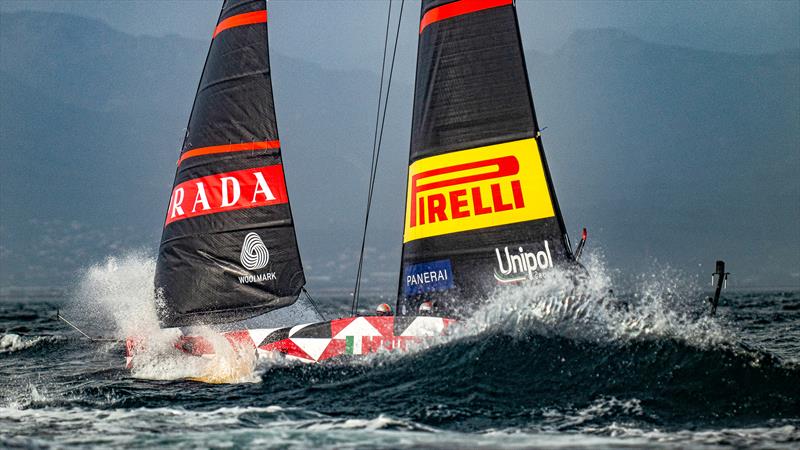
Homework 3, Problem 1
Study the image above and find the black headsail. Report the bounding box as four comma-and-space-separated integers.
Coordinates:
154, 0, 305, 327
397, 0, 574, 315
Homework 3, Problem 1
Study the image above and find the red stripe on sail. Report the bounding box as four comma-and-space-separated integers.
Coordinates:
213, 10, 267, 38
177, 140, 280, 166
165, 164, 288, 226
419, 0, 512, 34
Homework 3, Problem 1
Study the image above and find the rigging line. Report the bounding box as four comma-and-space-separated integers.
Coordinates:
353, 0, 405, 316
351, 0, 392, 317
351, 0, 397, 316
302, 287, 326, 321
56, 309, 120, 343
367, 0, 405, 252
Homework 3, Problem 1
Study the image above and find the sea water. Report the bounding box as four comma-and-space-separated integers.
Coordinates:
1, 252, 798, 448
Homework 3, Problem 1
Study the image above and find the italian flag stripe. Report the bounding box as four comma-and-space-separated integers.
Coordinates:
346, 336, 354, 355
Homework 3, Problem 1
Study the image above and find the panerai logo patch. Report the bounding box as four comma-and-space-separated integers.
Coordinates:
404, 259, 454, 295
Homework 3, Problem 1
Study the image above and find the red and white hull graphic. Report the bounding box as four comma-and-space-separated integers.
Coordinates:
126, 316, 454, 367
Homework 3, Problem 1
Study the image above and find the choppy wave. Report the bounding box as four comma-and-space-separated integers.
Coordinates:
1, 403, 797, 449
0, 333, 61, 354
2, 250, 797, 448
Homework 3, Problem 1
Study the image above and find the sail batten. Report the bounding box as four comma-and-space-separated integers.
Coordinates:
397, 0, 573, 316
155, 0, 304, 328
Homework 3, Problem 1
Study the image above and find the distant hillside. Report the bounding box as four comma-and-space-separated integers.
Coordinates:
1, 12, 798, 290
528, 29, 800, 287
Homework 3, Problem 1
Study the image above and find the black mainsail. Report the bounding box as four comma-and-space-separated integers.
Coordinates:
397, 0, 574, 315
155, 0, 304, 327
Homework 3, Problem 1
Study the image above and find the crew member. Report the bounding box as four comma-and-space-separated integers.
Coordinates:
376, 303, 393, 316
418, 301, 434, 316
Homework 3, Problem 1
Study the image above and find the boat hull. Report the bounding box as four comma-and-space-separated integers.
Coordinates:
126, 315, 454, 367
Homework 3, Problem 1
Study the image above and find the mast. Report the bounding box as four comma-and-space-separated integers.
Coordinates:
154, 0, 305, 327
396, 0, 574, 316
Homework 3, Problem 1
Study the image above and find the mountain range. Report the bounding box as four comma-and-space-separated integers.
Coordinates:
1, 11, 798, 291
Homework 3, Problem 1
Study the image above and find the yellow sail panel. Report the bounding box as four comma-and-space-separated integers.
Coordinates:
403, 138, 555, 242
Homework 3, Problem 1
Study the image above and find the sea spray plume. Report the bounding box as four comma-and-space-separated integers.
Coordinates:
70, 250, 161, 338
381, 252, 738, 362
449, 251, 622, 342
69, 250, 260, 383
461, 252, 736, 348
611, 263, 736, 348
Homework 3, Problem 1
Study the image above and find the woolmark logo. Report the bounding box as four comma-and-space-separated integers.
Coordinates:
494, 240, 554, 283
240, 232, 269, 270
403, 139, 556, 242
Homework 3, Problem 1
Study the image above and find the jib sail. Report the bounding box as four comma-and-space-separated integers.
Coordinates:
397, 0, 574, 315
155, 0, 304, 327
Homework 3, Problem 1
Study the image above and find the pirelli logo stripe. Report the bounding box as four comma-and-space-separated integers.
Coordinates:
403, 138, 555, 242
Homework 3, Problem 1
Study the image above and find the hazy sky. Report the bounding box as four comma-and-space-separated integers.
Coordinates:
1, 0, 798, 288
2, 0, 798, 73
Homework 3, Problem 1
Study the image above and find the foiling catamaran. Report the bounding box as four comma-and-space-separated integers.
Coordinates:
126, 0, 591, 369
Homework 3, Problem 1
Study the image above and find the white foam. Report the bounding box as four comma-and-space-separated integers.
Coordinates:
581, 423, 800, 447
538, 397, 645, 430
69, 250, 261, 384
16, 404, 788, 449
0, 382, 54, 410
66, 248, 739, 378
128, 328, 261, 384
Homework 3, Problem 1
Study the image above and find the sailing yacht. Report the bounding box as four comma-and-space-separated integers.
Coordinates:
127, 0, 580, 368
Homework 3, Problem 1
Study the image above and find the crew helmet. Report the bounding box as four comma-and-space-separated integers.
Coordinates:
376, 303, 393, 316
418, 301, 434, 315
